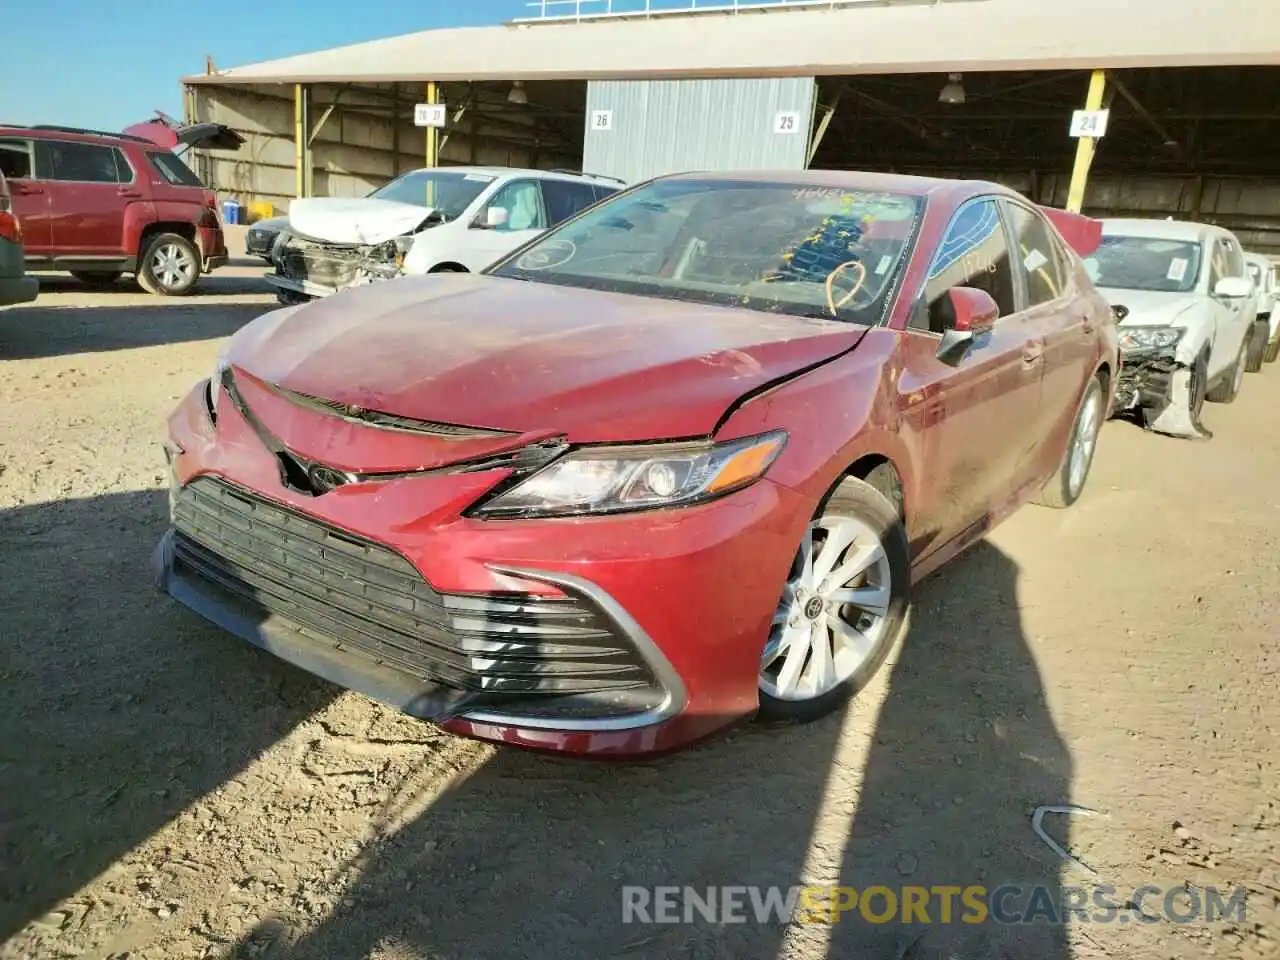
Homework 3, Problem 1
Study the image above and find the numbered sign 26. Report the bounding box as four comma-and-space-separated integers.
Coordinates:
590, 110, 613, 131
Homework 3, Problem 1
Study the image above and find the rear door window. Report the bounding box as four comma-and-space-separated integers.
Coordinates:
540, 179, 600, 226
0, 138, 33, 179
35, 140, 130, 183
148, 151, 203, 187
1002, 201, 1070, 307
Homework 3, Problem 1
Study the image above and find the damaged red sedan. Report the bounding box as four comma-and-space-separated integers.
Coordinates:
154, 171, 1117, 757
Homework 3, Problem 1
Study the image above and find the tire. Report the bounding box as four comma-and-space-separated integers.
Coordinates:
756, 476, 909, 724
70, 270, 122, 287
137, 233, 202, 296
1206, 339, 1247, 404
1034, 374, 1105, 509
1245, 321, 1268, 373
1265, 335, 1280, 365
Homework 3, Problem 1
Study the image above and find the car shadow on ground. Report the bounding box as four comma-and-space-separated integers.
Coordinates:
0, 301, 271, 360
0, 490, 337, 942
233, 541, 1072, 960
31, 272, 272, 298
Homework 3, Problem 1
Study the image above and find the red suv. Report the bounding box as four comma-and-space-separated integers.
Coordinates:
0, 122, 238, 295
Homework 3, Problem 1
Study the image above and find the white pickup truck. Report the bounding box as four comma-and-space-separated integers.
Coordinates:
1084, 218, 1258, 440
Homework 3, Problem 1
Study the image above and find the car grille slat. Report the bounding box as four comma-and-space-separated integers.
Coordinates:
171, 477, 659, 697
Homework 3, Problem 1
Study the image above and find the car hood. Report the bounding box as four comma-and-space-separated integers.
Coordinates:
227, 274, 867, 443
285, 197, 434, 245
1097, 287, 1203, 327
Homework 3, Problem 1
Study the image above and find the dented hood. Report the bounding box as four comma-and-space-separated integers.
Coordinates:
227, 274, 866, 443
1097, 287, 1203, 327
286, 197, 433, 245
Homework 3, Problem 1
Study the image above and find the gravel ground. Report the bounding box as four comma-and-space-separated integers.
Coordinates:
1, 240, 1277, 960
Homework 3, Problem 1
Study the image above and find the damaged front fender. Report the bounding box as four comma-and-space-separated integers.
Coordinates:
1113, 346, 1211, 440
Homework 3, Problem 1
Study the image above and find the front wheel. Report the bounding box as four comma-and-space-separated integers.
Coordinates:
1245, 321, 1269, 373
137, 233, 202, 296
1034, 374, 1104, 509
757, 477, 909, 724
1206, 339, 1247, 404
1265, 334, 1280, 364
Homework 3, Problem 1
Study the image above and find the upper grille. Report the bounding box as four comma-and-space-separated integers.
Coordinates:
171, 477, 660, 704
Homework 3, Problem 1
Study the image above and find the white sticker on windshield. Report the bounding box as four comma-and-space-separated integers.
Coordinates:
875, 255, 893, 276
1167, 257, 1189, 282
464, 174, 495, 182
1023, 249, 1049, 273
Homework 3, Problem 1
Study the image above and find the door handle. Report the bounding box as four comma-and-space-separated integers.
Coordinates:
1022, 340, 1045, 364
117, 188, 142, 198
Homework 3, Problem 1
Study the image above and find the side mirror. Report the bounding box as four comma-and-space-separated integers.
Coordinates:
1214, 276, 1252, 299
936, 287, 999, 366
477, 207, 508, 230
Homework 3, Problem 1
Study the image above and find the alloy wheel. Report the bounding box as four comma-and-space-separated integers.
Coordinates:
1067, 388, 1102, 499
151, 242, 196, 291
759, 515, 893, 702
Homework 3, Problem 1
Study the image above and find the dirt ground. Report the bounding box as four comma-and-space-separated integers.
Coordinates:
1, 236, 1276, 960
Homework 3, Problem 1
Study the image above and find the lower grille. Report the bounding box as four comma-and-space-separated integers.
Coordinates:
279, 245, 361, 289
171, 477, 661, 708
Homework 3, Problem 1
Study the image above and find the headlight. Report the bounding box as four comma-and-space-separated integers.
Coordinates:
205, 354, 230, 422
470, 431, 787, 519
1118, 326, 1185, 352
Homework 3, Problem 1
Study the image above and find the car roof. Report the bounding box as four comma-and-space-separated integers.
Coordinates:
657, 168, 1005, 200
400, 165, 623, 186
0, 124, 151, 147
1101, 217, 1216, 244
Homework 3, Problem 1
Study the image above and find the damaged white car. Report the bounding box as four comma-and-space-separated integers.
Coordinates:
266, 166, 623, 302
1085, 219, 1257, 439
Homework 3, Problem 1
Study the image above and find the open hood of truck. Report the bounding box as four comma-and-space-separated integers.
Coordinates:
285, 197, 435, 246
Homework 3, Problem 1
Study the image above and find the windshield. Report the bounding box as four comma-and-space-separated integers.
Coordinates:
1084, 235, 1202, 293
490, 179, 923, 324
367, 170, 494, 220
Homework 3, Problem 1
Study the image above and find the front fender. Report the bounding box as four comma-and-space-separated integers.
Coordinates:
715, 327, 917, 529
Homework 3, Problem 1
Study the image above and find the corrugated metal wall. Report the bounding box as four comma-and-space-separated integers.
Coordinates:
582, 77, 816, 184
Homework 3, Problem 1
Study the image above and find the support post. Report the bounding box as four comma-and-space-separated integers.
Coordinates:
425, 81, 439, 168
294, 84, 311, 199
1065, 70, 1106, 213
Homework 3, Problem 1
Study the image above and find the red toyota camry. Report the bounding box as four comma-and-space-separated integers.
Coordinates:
154, 171, 1117, 757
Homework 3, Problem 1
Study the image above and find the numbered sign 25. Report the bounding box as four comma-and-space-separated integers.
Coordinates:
774, 111, 802, 135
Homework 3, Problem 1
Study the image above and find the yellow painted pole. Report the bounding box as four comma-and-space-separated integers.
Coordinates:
425, 81, 439, 168
293, 84, 310, 199
1065, 70, 1107, 213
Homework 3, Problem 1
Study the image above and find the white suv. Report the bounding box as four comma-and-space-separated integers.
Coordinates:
268, 166, 623, 301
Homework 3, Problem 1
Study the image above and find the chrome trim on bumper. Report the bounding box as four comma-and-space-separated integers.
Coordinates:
459, 564, 690, 732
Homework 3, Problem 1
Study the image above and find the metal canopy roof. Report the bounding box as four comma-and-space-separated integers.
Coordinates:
184, 0, 1280, 86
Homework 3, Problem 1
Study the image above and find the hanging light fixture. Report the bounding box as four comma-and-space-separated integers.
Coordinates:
508, 81, 529, 105
938, 73, 966, 105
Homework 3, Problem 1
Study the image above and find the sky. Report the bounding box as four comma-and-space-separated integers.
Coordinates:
0, 0, 532, 132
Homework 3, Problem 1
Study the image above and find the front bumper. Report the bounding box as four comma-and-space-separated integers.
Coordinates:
154, 382, 807, 756
0, 274, 38, 307
1113, 346, 1208, 439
